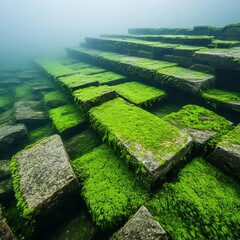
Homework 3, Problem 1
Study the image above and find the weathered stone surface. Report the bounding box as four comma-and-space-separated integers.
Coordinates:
13, 134, 79, 213
0, 207, 16, 240
186, 129, 217, 145
210, 124, 240, 179
189, 64, 215, 74
113, 206, 167, 240
14, 101, 47, 124
0, 109, 14, 125
0, 178, 13, 201
0, 160, 11, 180
0, 124, 27, 150
194, 47, 240, 70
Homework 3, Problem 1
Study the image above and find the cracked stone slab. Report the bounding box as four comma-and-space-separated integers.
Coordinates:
113, 206, 167, 240
13, 134, 79, 213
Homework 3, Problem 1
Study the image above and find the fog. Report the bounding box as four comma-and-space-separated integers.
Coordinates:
0, 0, 240, 62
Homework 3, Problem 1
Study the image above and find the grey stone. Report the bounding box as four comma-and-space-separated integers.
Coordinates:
0, 178, 13, 201
0, 160, 11, 180
186, 129, 217, 145
14, 101, 47, 124
0, 124, 27, 150
113, 206, 167, 240
14, 134, 79, 213
0, 207, 16, 240
0, 109, 14, 125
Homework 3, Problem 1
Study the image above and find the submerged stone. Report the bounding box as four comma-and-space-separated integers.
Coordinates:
0, 178, 13, 202
0, 159, 11, 180
89, 98, 192, 183
210, 124, 240, 179
0, 124, 27, 150
43, 90, 68, 108
14, 101, 47, 124
0, 207, 16, 240
11, 134, 79, 215
113, 206, 167, 240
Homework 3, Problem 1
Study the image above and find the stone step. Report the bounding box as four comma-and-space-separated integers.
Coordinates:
162, 104, 233, 148
85, 37, 204, 58
201, 88, 240, 112
194, 47, 240, 70
88, 97, 192, 183
10, 134, 79, 219
66, 47, 215, 93
48, 104, 86, 138
101, 34, 213, 46
111, 81, 166, 107
210, 124, 240, 179
71, 144, 150, 230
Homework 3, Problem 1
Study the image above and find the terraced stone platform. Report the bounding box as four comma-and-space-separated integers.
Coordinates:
67, 47, 215, 93
89, 97, 192, 183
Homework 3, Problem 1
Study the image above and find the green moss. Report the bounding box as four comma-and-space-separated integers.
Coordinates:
48, 105, 86, 133
71, 144, 150, 230
88, 71, 126, 85
112, 81, 166, 106
218, 124, 240, 147
73, 85, 117, 111
163, 104, 232, 146
0, 95, 11, 111
58, 73, 99, 91
147, 157, 240, 240
27, 123, 55, 144
89, 98, 190, 182
63, 129, 102, 160
75, 66, 107, 75
34, 58, 79, 79
67, 62, 93, 70
14, 84, 36, 101
201, 88, 240, 103
43, 90, 68, 108
212, 39, 240, 48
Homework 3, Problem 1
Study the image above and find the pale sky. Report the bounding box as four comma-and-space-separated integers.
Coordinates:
0, 0, 240, 61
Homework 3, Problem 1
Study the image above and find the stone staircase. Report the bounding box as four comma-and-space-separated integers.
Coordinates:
1, 23, 240, 240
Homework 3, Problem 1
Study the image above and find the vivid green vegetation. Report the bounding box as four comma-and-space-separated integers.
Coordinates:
35, 58, 79, 79
163, 104, 232, 146
88, 71, 126, 85
218, 124, 240, 147
201, 88, 240, 103
74, 66, 107, 75
58, 73, 99, 91
48, 105, 86, 133
112, 81, 166, 106
147, 157, 240, 240
43, 90, 68, 108
212, 39, 240, 48
67, 62, 93, 70
64, 129, 102, 160
89, 97, 190, 182
73, 85, 116, 111
71, 144, 150, 230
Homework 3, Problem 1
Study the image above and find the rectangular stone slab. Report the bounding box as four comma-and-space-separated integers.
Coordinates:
66, 47, 215, 93
12, 134, 78, 214
89, 98, 192, 182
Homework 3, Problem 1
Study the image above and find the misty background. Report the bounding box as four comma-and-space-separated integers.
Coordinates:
0, 0, 240, 62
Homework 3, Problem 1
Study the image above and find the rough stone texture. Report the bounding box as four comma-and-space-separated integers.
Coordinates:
186, 129, 217, 145
194, 48, 240, 70
14, 134, 79, 213
0, 124, 27, 150
113, 206, 167, 240
0, 109, 14, 125
0, 178, 13, 201
0, 160, 11, 180
0, 207, 16, 240
14, 101, 47, 124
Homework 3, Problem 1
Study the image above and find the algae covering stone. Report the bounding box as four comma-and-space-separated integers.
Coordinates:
0, 124, 27, 150
48, 105, 86, 136
14, 101, 47, 124
43, 90, 68, 108
194, 47, 240, 70
0, 207, 16, 240
89, 98, 192, 183
0, 160, 11, 180
146, 157, 240, 240
66, 47, 215, 93
201, 88, 240, 112
73, 85, 117, 111
113, 206, 167, 240
163, 104, 233, 147
11, 134, 78, 215
112, 81, 166, 106
71, 144, 150, 230
210, 124, 240, 179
